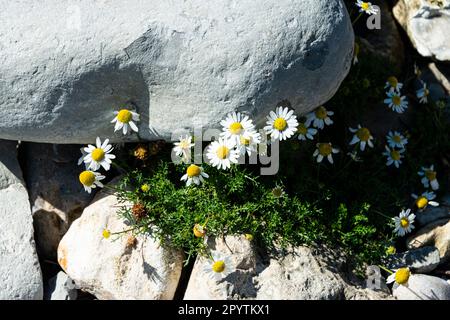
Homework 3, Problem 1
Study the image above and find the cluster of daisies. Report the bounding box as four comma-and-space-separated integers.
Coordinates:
78, 109, 140, 193
392, 164, 441, 237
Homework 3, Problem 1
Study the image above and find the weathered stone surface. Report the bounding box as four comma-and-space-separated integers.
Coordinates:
184, 236, 391, 300
393, 0, 450, 61
0, 140, 43, 300
415, 205, 450, 226
393, 274, 450, 300
407, 219, 450, 264
0, 0, 353, 143
57, 189, 183, 300
44, 271, 77, 300
384, 246, 441, 273
23, 143, 94, 261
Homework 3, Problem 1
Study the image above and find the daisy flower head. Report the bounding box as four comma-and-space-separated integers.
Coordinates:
349, 125, 374, 151
180, 164, 209, 186
111, 108, 140, 135
384, 91, 408, 114
313, 143, 339, 164
77, 147, 88, 167
418, 165, 439, 190
297, 122, 318, 141
386, 267, 411, 286
383, 146, 405, 168
173, 135, 195, 162
271, 185, 285, 198
264, 106, 298, 141
416, 81, 430, 104
386, 131, 408, 149
236, 130, 261, 156
356, 1, 379, 15
411, 191, 439, 210
203, 254, 234, 281
385, 76, 403, 93
393, 209, 415, 237
206, 138, 239, 170
83, 137, 116, 171
79, 170, 105, 194
220, 112, 256, 144
305, 106, 334, 129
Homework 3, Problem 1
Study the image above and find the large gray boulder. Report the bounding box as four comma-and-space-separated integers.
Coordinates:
0, 140, 43, 300
0, 0, 353, 143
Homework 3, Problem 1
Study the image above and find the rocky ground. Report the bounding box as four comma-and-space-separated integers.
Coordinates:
1, 0, 450, 300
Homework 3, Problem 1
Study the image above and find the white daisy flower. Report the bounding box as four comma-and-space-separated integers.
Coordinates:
411, 192, 439, 210
386, 131, 408, 149
111, 109, 140, 135
305, 106, 334, 130
83, 137, 116, 171
203, 254, 234, 281
264, 106, 298, 141
206, 138, 239, 170
236, 130, 261, 156
385, 76, 403, 93
173, 135, 195, 162
220, 112, 256, 144
416, 81, 430, 104
383, 146, 405, 168
418, 165, 439, 191
386, 267, 411, 286
393, 209, 415, 237
384, 91, 408, 114
297, 123, 318, 141
356, 1, 379, 15
77, 147, 88, 167
180, 164, 209, 186
313, 143, 339, 164
79, 170, 105, 194
349, 125, 374, 151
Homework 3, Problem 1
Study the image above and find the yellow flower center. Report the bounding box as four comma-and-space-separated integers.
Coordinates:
186, 164, 201, 177
273, 118, 287, 131
91, 148, 105, 162
390, 150, 401, 161
240, 136, 251, 146
102, 229, 111, 239
425, 170, 436, 181
193, 224, 206, 238
318, 143, 332, 156
416, 196, 429, 209
315, 106, 328, 120
79, 171, 96, 187
393, 135, 402, 143
361, 2, 370, 10
212, 260, 226, 273
216, 146, 229, 160
297, 124, 307, 135
356, 128, 371, 141
141, 184, 150, 192
386, 246, 396, 255
387, 76, 398, 88
400, 217, 409, 228
117, 109, 132, 123
392, 95, 401, 106
395, 268, 410, 285
245, 234, 254, 241
229, 122, 243, 135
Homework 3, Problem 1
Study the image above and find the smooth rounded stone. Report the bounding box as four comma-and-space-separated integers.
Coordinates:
57, 189, 184, 300
23, 143, 94, 261
415, 205, 450, 226
393, 274, 450, 300
393, 0, 450, 61
384, 246, 441, 274
44, 271, 77, 300
0, 0, 354, 144
0, 140, 43, 300
407, 219, 450, 264
184, 236, 391, 300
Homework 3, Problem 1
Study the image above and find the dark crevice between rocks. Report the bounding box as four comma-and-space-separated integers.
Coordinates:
173, 256, 196, 300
